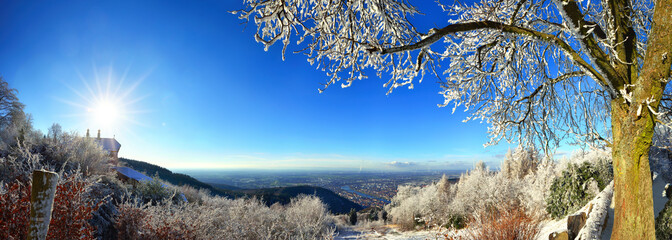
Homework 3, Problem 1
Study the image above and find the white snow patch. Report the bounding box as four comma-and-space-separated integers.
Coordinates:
537, 218, 568, 240
335, 225, 468, 240
576, 181, 613, 239
653, 172, 669, 218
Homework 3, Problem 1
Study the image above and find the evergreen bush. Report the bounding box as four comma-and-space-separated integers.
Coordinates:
446, 214, 466, 229
546, 161, 611, 219
656, 199, 672, 240
348, 208, 358, 225
132, 177, 175, 204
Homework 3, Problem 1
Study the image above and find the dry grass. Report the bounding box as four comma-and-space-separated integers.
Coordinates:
466, 203, 541, 240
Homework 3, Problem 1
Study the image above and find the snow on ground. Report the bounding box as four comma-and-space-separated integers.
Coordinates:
577, 182, 613, 239
537, 217, 567, 240
342, 174, 670, 240
335, 225, 468, 240
653, 172, 668, 218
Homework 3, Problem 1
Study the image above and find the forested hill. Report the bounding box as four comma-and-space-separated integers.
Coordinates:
243, 186, 364, 214
118, 158, 362, 214
119, 157, 242, 198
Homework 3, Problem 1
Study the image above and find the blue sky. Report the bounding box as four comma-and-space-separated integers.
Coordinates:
0, 0, 514, 171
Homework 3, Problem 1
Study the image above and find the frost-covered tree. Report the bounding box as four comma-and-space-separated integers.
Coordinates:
501, 146, 540, 179
236, 0, 672, 238
47, 123, 62, 140
0, 77, 37, 152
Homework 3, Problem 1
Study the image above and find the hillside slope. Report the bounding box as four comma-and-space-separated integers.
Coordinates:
243, 185, 364, 214
119, 158, 242, 198
118, 158, 362, 214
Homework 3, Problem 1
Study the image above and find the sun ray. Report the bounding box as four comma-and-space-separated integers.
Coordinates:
115, 63, 132, 97
92, 62, 103, 97
55, 97, 90, 109
59, 64, 150, 135
118, 67, 152, 101
123, 94, 150, 106
104, 68, 112, 100
76, 69, 98, 100
62, 83, 90, 105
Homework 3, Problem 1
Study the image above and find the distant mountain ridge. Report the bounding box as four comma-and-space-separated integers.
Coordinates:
118, 158, 362, 214
119, 157, 241, 198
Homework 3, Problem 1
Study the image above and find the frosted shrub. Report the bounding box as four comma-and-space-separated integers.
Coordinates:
387, 185, 432, 229
213, 198, 285, 239
116, 194, 335, 240
195, 195, 335, 239
132, 177, 177, 204
451, 161, 521, 216
387, 159, 532, 230
141, 202, 198, 240
178, 185, 210, 204
115, 200, 198, 240
0, 142, 47, 183
387, 147, 611, 229
41, 132, 111, 176
386, 175, 454, 230
521, 157, 557, 217
501, 146, 541, 180
284, 195, 335, 239
1, 131, 111, 183
114, 202, 147, 240
88, 174, 129, 204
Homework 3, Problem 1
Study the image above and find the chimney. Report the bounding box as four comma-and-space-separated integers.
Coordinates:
86, 129, 90, 138
97, 129, 101, 139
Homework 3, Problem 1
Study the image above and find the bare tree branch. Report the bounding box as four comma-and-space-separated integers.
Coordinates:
371, 20, 609, 93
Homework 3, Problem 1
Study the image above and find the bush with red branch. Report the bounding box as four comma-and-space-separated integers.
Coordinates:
0, 180, 31, 240
0, 173, 105, 240
114, 203, 146, 240
467, 203, 541, 240
115, 202, 197, 240
47, 173, 105, 240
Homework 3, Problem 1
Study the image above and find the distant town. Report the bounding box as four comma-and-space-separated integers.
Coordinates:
182, 170, 463, 208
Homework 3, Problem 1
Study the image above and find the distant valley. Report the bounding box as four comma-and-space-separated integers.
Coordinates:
120, 158, 463, 209
180, 169, 463, 208
119, 158, 362, 214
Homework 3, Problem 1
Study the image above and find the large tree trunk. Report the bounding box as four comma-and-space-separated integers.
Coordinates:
610, 0, 672, 238
611, 100, 656, 239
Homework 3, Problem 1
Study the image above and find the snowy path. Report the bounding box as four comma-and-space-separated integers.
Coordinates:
334, 225, 466, 240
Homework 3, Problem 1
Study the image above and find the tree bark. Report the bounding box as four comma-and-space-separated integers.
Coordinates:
611, 0, 672, 238
27, 170, 59, 240
611, 99, 656, 240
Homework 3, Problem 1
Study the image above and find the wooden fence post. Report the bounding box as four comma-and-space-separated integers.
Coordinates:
27, 170, 59, 240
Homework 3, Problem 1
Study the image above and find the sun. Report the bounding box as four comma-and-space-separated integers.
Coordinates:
60, 64, 149, 135
88, 99, 122, 128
